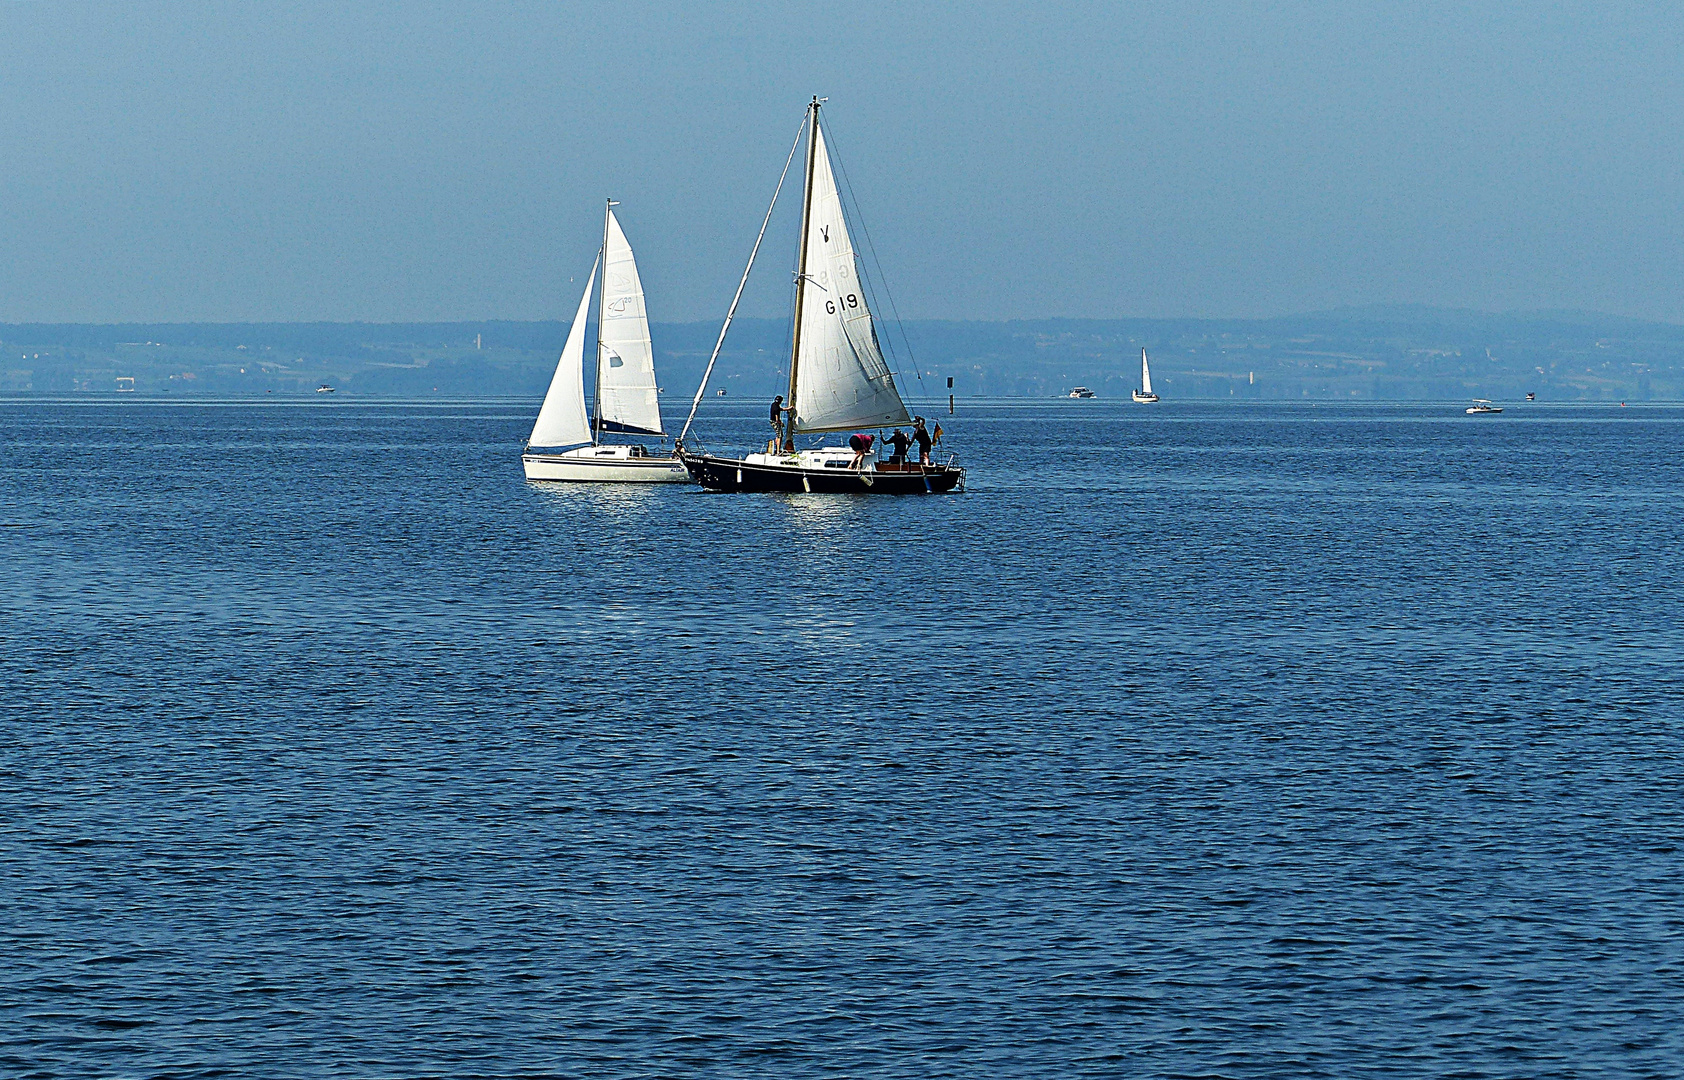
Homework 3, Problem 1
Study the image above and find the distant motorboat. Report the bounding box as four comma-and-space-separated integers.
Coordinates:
1466, 399, 1502, 414
316, 384, 335, 394
1069, 386, 1096, 399
1132, 348, 1159, 403
1526, 392, 1536, 401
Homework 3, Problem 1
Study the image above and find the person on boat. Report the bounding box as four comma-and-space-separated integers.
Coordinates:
911, 417, 933, 465
769, 395, 786, 431
848, 432, 875, 469
884, 428, 912, 464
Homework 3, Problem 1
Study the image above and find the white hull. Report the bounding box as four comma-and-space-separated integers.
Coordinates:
522, 446, 690, 483
1132, 391, 1159, 403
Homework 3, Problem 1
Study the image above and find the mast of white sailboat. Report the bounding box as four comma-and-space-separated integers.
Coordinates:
591, 198, 616, 445
783, 98, 822, 452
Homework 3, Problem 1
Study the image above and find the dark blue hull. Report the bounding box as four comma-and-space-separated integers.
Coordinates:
681, 452, 964, 494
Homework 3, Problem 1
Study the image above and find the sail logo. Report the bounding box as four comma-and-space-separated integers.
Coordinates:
605, 296, 635, 315
821, 225, 830, 243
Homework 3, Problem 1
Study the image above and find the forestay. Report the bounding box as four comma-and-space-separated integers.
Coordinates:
528, 258, 598, 448
792, 123, 911, 434
596, 210, 665, 436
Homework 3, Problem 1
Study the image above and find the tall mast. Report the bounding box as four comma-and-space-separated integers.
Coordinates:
783, 97, 822, 452
592, 198, 615, 445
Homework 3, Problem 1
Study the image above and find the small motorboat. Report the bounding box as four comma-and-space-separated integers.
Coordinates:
1526, 392, 1536, 401
1069, 386, 1096, 399
316, 384, 336, 394
1466, 399, 1502, 414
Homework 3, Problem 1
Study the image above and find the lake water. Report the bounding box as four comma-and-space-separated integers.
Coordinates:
3, 399, 1681, 1078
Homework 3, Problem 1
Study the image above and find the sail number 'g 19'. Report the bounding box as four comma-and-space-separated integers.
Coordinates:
825, 294, 859, 315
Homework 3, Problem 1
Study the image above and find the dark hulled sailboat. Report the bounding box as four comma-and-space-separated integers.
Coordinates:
678, 98, 964, 495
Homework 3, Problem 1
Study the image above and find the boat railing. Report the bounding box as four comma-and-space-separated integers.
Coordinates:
874, 457, 960, 474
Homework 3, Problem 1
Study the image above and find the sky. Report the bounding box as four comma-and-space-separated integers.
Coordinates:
2, 1, 1682, 324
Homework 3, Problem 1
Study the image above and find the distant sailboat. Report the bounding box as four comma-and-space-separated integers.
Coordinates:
679, 98, 963, 494
522, 201, 688, 482
1132, 349, 1159, 403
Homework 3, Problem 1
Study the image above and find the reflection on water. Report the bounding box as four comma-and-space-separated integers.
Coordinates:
525, 477, 672, 522
774, 490, 867, 536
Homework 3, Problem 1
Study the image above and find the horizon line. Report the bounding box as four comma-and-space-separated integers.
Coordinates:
3, 304, 1682, 331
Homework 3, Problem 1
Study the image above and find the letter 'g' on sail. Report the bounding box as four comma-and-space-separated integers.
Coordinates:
595, 210, 665, 436
528, 258, 598, 448
791, 122, 911, 435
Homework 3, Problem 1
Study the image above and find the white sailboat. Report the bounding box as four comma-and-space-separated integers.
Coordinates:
679, 98, 963, 494
522, 201, 688, 482
1132, 348, 1159, 403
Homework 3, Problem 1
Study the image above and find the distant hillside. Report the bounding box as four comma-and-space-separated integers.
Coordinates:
5, 308, 1683, 400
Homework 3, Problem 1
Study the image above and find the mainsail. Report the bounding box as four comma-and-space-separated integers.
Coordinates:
1141, 348, 1153, 395
791, 121, 911, 434
595, 210, 664, 436
528, 258, 598, 448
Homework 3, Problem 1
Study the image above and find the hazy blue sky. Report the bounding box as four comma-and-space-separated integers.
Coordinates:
2, 2, 1681, 322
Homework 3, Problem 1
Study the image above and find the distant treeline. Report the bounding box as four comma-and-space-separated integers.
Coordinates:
5, 305, 1683, 400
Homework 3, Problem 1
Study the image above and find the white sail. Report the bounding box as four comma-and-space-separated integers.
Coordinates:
596, 210, 664, 436
791, 122, 911, 434
528, 258, 598, 448
1141, 348, 1153, 395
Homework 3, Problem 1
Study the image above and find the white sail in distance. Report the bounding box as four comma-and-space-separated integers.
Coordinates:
1141, 348, 1153, 395
791, 121, 911, 434
528, 258, 598, 448
595, 210, 664, 436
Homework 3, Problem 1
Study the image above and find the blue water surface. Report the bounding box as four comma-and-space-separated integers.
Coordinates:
2, 399, 1681, 1078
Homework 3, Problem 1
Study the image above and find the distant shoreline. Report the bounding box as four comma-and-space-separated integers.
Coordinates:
5, 309, 1681, 400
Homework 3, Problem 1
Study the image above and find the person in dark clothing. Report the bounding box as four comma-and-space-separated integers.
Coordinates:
769, 395, 786, 431
911, 417, 933, 465
884, 428, 912, 464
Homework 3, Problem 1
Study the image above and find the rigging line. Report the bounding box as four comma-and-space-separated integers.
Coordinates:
819, 112, 925, 387
678, 116, 807, 446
